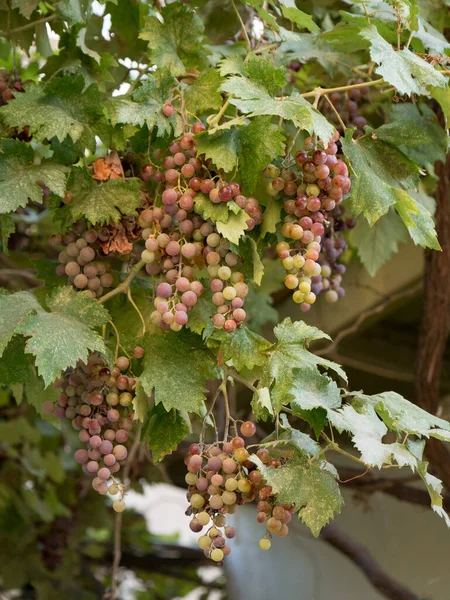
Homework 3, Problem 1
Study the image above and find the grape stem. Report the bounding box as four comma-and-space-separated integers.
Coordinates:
97, 259, 146, 305
207, 99, 230, 128
322, 94, 347, 131
321, 433, 367, 467
300, 77, 385, 101
200, 383, 222, 447
108, 423, 143, 600
225, 369, 258, 393
1, 12, 57, 37
231, 0, 252, 52
222, 380, 232, 442
127, 289, 146, 336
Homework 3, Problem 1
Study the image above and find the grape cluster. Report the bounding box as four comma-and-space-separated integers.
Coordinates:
50, 220, 114, 298
185, 422, 259, 564
43, 349, 144, 511
185, 421, 295, 561
265, 130, 352, 311
138, 126, 261, 332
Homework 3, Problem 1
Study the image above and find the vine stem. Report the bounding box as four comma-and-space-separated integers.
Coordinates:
200, 384, 222, 447
222, 381, 232, 442
127, 289, 146, 336
231, 0, 251, 52
299, 78, 385, 101
322, 94, 347, 130
207, 99, 230, 127
98, 259, 146, 305
108, 423, 143, 600
322, 433, 367, 466
1, 13, 57, 37
225, 369, 258, 392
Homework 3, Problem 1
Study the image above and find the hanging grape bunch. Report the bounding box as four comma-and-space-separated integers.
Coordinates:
265, 129, 352, 311
50, 220, 115, 297
42, 348, 145, 511
185, 421, 295, 562
326, 79, 370, 136
138, 125, 262, 333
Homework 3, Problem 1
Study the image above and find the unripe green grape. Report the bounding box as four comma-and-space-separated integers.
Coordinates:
113, 500, 126, 513
298, 281, 311, 294
325, 290, 339, 303
198, 535, 211, 549
259, 538, 271, 550
141, 250, 155, 263
293, 254, 305, 269
284, 274, 299, 290
119, 392, 133, 406
197, 511, 210, 526
211, 548, 224, 562
237, 478, 251, 493
230, 272, 244, 284
266, 182, 279, 197
109, 484, 119, 495
207, 265, 220, 278
306, 184, 320, 197
208, 527, 220, 538
225, 478, 238, 491
190, 494, 205, 509
106, 392, 119, 406
292, 291, 304, 304
222, 491, 237, 505
282, 256, 294, 270
304, 292, 316, 305
206, 233, 221, 247
218, 266, 232, 280
210, 494, 224, 509
185, 473, 198, 485
223, 286, 237, 301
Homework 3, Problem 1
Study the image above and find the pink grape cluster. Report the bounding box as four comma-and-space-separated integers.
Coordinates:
266, 130, 352, 311
185, 422, 260, 564
43, 349, 144, 511
138, 126, 261, 332
50, 220, 114, 298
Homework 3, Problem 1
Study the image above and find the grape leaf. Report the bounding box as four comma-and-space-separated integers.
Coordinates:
245, 54, 286, 95
140, 330, 215, 413
133, 379, 150, 423
275, 413, 321, 456
0, 139, 68, 214
0, 213, 14, 254
185, 69, 224, 114
140, 3, 207, 76
251, 386, 274, 421
11, 0, 38, 18
265, 318, 346, 411
261, 197, 282, 237
360, 26, 447, 95
0, 76, 100, 148
252, 448, 343, 536
341, 129, 421, 225
0, 291, 40, 355
196, 117, 285, 193
143, 404, 190, 462
56, 168, 143, 227
348, 211, 407, 276
194, 193, 231, 223
374, 120, 435, 147
216, 209, 249, 244
8, 289, 109, 386
76, 27, 101, 65
279, 5, 320, 34
220, 78, 334, 145
186, 295, 213, 336
290, 368, 342, 412
364, 391, 450, 436
219, 56, 246, 77
114, 70, 177, 138
417, 462, 450, 527
394, 189, 441, 250
0, 336, 35, 386
245, 0, 279, 29
220, 325, 271, 372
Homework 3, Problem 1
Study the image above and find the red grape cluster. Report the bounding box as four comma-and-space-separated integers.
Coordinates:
138, 126, 260, 332
326, 80, 370, 136
43, 349, 144, 511
266, 130, 352, 311
185, 421, 259, 563
50, 220, 114, 298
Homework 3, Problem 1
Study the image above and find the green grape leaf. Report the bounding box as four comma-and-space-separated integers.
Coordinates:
220, 325, 271, 372
341, 129, 420, 225
0, 291, 40, 355
133, 380, 150, 423
56, 168, 143, 227
279, 5, 320, 34
363, 391, 450, 436
348, 211, 407, 276
140, 3, 207, 76
417, 462, 450, 527
0, 139, 68, 214
114, 70, 177, 138
216, 209, 249, 244
248, 237, 264, 285
0, 336, 35, 386
194, 193, 231, 223
251, 386, 274, 421
328, 401, 418, 468
186, 296, 213, 335
185, 69, 224, 113
0, 213, 14, 254
144, 404, 190, 462
252, 448, 343, 536
374, 120, 435, 147
76, 27, 101, 64
261, 197, 282, 237
245, 54, 286, 95
295, 407, 328, 439
219, 56, 246, 77
360, 26, 447, 95
266, 318, 345, 411
197, 117, 285, 193
0, 77, 100, 148
245, 288, 278, 334
12, 288, 109, 386
11, 0, 38, 18
275, 413, 321, 455
140, 330, 214, 413
245, 0, 279, 29
221, 75, 334, 145
394, 189, 441, 250
290, 368, 342, 412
